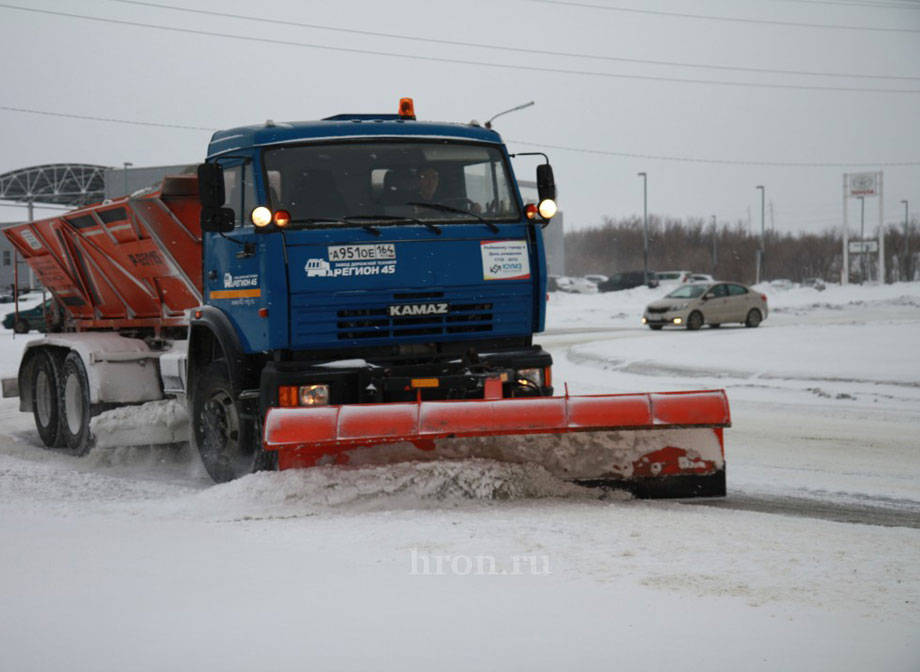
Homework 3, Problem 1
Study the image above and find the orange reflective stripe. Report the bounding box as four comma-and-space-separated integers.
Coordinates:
210, 289, 261, 299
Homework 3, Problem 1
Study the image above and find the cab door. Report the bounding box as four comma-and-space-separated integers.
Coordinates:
202, 158, 271, 352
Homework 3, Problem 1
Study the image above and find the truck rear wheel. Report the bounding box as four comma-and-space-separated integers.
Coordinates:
192, 361, 268, 483
60, 352, 94, 456
31, 349, 65, 448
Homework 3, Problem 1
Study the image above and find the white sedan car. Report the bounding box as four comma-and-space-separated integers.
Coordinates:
643, 281, 768, 330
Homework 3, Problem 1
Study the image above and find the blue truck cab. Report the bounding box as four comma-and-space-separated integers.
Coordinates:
190, 102, 559, 481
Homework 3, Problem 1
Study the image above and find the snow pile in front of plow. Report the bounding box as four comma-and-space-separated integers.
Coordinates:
186, 459, 611, 517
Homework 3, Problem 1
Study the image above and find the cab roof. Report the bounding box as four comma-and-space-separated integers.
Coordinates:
207, 117, 503, 158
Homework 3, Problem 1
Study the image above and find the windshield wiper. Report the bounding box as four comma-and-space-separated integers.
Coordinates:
290, 217, 381, 236
407, 202, 499, 233
342, 214, 441, 235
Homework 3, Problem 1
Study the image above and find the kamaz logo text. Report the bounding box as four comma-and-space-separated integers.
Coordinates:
389, 303, 449, 317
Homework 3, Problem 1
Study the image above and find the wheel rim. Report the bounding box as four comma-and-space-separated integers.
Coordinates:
689, 313, 702, 329
35, 369, 53, 427
749, 310, 761, 326
64, 373, 84, 435
201, 389, 240, 467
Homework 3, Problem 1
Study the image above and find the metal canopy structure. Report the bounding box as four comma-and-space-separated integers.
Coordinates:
0, 163, 110, 207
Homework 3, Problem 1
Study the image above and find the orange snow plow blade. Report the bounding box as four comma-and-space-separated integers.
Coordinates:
263, 390, 730, 498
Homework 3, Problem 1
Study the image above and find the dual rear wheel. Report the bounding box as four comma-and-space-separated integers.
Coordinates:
30, 349, 93, 456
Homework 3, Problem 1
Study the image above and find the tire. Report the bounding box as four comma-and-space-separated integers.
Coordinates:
14, 319, 29, 334
192, 361, 269, 483
687, 311, 704, 331
30, 350, 65, 448
745, 309, 763, 328
60, 352, 94, 456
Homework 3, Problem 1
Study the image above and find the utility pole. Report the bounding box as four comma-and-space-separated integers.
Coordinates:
638, 172, 648, 284
902, 200, 910, 281
711, 215, 718, 275
756, 185, 765, 283
858, 196, 866, 283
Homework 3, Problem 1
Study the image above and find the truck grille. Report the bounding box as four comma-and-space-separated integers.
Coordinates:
337, 295, 493, 340
290, 286, 529, 347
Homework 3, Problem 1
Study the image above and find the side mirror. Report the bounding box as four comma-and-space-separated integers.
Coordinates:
197, 163, 235, 233
197, 162, 225, 208
703, 293, 714, 301
536, 164, 556, 202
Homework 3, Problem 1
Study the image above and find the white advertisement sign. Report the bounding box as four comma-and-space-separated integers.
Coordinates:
849, 172, 878, 197
848, 240, 879, 254
481, 240, 531, 281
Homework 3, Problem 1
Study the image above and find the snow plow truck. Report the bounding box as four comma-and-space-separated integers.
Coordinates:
2, 99, 730, 497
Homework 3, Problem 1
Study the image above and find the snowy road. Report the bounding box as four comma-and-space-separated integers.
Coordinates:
1, 282, 919, 671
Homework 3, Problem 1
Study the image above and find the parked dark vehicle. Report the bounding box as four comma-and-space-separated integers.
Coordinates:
598, 271, 659, 293
2, 299, 52, 333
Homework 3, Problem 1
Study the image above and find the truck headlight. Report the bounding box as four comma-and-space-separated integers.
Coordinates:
538, 199, 557, 219
299, 384, 330, 406
279, 384, 330, 407
516, 368, 544, 387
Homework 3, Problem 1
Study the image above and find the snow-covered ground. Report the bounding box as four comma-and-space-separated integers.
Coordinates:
1, 282, 918, 671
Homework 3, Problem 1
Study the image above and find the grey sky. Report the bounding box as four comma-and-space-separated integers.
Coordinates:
1, 0, 918, 235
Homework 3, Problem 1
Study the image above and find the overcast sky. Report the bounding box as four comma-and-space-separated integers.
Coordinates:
1, 0, 918, 236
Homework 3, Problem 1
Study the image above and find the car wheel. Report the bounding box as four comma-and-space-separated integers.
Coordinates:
30, 349, 66, 448
687, 311, 704, 331
13, 318, 29, 334
745, 309, 763, 328
60, 352, 94, 456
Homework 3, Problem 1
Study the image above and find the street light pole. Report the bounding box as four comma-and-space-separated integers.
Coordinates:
902, 199, 910, 281
638, 172, 648, 284
756, 185, 765, 283
123, 162, 133, 197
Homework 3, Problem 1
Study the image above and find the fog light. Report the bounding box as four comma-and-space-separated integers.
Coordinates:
642, 317, 648, 324
673, 317, 683, 325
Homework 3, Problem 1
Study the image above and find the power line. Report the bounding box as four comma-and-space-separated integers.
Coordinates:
1, 4, 919, 95
529, 0, 920, 33
104, 0, 920, 82
0, 105, 216, 131
506, 138, 920, 167
767, 0, 920, 10
3, 105, 915, 169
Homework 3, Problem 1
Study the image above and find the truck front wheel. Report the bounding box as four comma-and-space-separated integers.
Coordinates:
192, 361, 265, 483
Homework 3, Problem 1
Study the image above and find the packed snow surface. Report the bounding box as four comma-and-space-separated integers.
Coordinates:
1, 282, 918, 671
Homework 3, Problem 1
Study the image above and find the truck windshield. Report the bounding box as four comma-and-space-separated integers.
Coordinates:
262, 141, 520, 226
